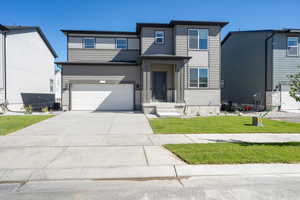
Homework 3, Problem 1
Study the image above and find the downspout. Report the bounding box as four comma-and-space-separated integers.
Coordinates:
264, 32, 275, 110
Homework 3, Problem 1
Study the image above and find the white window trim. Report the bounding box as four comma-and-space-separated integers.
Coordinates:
115, 38, 128, 49
287, 37, 299, 57
189, 67, 209, 88
188, 29, 209, 50
83, 37, 96, 49
154, 31, 165, 45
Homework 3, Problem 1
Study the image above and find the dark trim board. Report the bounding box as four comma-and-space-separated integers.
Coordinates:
61, 20, 228, 36
62, 30, 137, 35
56, 61, 138, 66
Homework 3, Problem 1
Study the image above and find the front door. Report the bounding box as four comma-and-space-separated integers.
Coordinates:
152, 72, 167, 102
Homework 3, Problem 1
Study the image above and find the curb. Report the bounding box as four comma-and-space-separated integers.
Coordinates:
1, 164, 300, 183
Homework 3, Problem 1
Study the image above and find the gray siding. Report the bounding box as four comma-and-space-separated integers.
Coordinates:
272, 33, 300, 89
141, 27, 173, 55
68, 36, 139, 62
174, 25, 221, 89
68, 49, 139, 62
221, 32, 271, 105
63, 65, 141, 85
185, 89, 220, 105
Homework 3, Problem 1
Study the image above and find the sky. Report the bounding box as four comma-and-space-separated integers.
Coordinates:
1, 0, 300, 61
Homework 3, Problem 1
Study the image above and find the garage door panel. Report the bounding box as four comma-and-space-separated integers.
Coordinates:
281, 91, 300, 110
72, 84, 133, 111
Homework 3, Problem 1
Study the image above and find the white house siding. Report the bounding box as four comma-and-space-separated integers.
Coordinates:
6, 29, 55, 110
0, 31, 4, 103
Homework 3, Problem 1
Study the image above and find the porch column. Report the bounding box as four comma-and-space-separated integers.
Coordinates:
175, 61, 185, 103
142, 62, 151, 103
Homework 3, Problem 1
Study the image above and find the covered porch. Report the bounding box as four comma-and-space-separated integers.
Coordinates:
139, 55, 190, 114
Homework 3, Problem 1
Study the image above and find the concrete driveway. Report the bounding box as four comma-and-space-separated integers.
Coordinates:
12, 111, 153, 135
1, 111, 300, 182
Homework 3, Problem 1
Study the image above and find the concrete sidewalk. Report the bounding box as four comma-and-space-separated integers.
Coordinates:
1, 164, 300, 182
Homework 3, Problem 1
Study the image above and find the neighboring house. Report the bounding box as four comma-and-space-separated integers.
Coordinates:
221, 29, 300, 111
0, 25, 58, 111
57, 20, 227, 115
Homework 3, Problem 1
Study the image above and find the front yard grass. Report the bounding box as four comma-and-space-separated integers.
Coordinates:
165, 142, 300, 164
150, 116, 300, 134
0, 115, 54, 136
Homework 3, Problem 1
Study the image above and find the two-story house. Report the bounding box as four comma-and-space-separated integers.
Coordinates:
222, 29, 300, 111
0, 25, 57, 111
57, 20, 228, 115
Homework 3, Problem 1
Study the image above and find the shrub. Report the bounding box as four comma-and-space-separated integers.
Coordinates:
24, 105, 32, 114
41, 106, 49, 113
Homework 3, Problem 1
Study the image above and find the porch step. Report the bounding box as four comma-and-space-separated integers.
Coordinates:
156, 105, 182, 118
156, 112, 181, 118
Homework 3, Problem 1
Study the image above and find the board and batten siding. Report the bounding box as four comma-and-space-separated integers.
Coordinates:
174, 25, 221, 89
221, 32, 270, 105
272, 33, 300, 89
141, 27, 173, 55
68, 36, 139, 62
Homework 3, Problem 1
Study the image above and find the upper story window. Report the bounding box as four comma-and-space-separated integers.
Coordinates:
83, 38, 95, 49
155, 31, 165, 44
116, 38, 128, 49
189, 67, 208, 88
287, 37, 299, 56
188, 29, 208, 50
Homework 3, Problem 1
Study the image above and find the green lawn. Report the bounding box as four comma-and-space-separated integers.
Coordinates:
0, 115, 54, 136
150, 116, 300, 134
165, 142, 300, 164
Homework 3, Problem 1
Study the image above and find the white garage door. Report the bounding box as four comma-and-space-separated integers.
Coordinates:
281, 91, 300, 110
72, 84, 134, 111
281, 85, 300, 110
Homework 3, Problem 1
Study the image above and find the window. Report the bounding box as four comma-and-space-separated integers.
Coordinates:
50, 79, 54, 93
188, 29, 208, 50
83, 38, 95, 48
116, 38, 127, 49
287, 37, 298, 56
189, 67, 208, 88
155, 31, 165, 44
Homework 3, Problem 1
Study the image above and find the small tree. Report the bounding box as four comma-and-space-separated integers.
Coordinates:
289, 70, 300, 102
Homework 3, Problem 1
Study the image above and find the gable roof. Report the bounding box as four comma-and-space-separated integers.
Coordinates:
222, 29, 300, 45
0, 25, 57, 58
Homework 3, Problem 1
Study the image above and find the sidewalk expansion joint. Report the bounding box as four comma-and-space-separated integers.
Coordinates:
173, 165, 184, 187
142, 146, 150, 166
